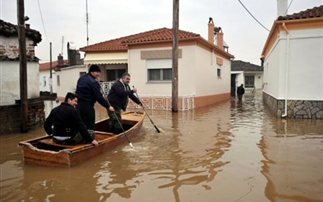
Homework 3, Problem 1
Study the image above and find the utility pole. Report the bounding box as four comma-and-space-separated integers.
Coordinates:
49, 42, 53, 93
86, 0, 89, 45
172, 0, 179, 112
17, 0, 28, 132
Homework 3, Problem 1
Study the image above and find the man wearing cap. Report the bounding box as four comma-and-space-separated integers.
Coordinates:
76, 65, 114, 134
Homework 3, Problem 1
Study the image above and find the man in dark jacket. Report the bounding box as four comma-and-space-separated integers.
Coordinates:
44, 92, 98, 146
76, 65, 114, 133
108, 73, 142, 133
237, 84, 245, 101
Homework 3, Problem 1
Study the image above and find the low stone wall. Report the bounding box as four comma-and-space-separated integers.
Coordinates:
263, 92, 323, 119
0, 98, 45, 134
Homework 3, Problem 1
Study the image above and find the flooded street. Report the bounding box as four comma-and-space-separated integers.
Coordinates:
1, 95, 323, 202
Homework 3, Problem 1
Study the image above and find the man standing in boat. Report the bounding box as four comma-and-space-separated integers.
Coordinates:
76, 65, 114, 134
108, 73, 142, 133
44, 92, 99, 146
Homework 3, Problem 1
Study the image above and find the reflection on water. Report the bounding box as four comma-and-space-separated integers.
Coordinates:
1, 95, 323, 201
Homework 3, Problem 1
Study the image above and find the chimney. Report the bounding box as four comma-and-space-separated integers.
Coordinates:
277, 0, 288, 17
208, 17, 214, 44
57, 54, 64, 66
216, 30, 224, 50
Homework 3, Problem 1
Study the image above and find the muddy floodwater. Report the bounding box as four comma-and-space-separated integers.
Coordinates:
1, 95, 323, 202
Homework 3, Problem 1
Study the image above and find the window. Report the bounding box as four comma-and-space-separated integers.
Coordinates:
107, 69, 126, 81
57, 75, 60, 86
43, 76, 46, 87
148, 68, 172, 81
245, 75, 254, 88
217, 68, 221, 78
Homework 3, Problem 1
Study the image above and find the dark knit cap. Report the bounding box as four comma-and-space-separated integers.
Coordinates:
88, 65, 101, 73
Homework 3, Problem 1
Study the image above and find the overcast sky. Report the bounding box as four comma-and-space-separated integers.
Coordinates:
1, 0, 322, 65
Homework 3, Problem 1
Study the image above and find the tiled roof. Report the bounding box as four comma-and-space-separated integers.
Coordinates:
0, 19, 42, 44
232, 60, 263, 72
39, 60, 68, 71
80, 27, 200, 52
277, 5, 323, 21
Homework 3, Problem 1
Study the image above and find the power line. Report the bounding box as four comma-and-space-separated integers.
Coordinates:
37, 0, 49, 42
285, 0, 294, 15
237, 0, 270, 32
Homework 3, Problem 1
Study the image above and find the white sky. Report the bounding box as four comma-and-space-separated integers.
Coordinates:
1, 0, 322, 65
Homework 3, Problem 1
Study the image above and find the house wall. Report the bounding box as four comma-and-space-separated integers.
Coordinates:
39, 70, 56, 92
263, 28, 323, 100
0, 36, 35, 59
263, 27, 323, 119
55, 65, 87, 98
0, 61, 39, 105
254, 73, 263, 90
128, 45, 231, 110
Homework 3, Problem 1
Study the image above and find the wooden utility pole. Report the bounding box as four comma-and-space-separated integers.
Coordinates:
49, 42, 53, 93
17, 0, 28, 132
172, 0, 179, 112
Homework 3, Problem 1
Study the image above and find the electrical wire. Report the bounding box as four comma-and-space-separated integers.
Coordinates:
37, 0, 49, 42
285, 0, 294, 15
237, 0, 270, 32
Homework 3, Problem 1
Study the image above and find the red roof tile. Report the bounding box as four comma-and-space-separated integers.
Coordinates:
39, 60, 68, 71
80, 28, 200, 52
278, 5, 323, 21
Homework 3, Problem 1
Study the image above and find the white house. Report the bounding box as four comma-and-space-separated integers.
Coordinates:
231, 60, 263, 96
261, 4, 323, 119
39, 45, 87, 100
80, 18, 234, 110
0, 20, 41, 106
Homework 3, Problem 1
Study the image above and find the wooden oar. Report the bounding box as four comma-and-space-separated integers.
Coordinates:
104, 89, 134, 148
133, 86, 161, 133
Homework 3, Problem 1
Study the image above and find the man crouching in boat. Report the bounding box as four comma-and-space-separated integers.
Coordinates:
44, 92, 99, 146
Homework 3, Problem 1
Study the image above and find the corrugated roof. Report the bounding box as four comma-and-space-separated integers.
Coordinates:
277, 5, 323, 21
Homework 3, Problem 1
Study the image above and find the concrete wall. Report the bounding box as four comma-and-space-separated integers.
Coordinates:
0, 36, 35, 59
55, 65, 87, 98
263, 28, 323, 101
0, 98, 45, 134
0, 61, 39, 105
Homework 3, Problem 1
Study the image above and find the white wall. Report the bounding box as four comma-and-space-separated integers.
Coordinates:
264, 28, 323, 100
254, 73, 263, 90
39, 70, 56, 92
55, 65, 87, 98
195, 48, 231, 96
0, 61, 39, 105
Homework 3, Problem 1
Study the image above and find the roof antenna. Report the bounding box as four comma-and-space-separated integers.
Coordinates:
86, 0, 89, 45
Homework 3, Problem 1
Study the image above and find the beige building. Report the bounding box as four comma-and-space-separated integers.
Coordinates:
80, 19, 234, 110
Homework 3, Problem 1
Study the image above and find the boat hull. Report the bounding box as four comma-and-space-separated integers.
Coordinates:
19, 111, 145, 167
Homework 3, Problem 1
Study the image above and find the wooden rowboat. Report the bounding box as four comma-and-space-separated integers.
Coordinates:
19, 111, 145, 167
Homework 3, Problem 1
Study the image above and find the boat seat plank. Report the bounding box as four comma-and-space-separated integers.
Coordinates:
39, 138, 88, 148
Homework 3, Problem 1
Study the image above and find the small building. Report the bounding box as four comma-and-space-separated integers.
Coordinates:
261, 5, 323, 119
80, 18, 234, 110
0, 19, 44, 133
231, 60, 263, 96
39, 43, 86, 100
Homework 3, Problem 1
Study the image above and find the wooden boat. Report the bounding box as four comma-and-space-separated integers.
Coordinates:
19, 111, 145, 167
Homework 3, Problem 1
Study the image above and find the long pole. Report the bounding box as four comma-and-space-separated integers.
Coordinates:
49, 42, 53, 93
172, 0, 179, 112
86, 0, 89, 45
17, 0, 28, 132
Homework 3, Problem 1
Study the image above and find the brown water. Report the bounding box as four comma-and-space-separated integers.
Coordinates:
1, 95, 323, 202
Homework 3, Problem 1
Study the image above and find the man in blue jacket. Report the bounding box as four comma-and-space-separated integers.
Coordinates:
76, 65, 114, 133
108, 73, 142, 133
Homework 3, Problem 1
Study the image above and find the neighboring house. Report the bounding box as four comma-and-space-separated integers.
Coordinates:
39, 43, 86, 99
0, 19, 41, 105
0, 19, 44, 133
261, 5, 323, 119
231, 60, 263, 95
80, 18, 234, 110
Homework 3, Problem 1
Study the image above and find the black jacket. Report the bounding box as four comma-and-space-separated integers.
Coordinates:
44, 103, 93, 143
76, 73, 110, 108
237, 86, 245, 96
108, 80, 141, 110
